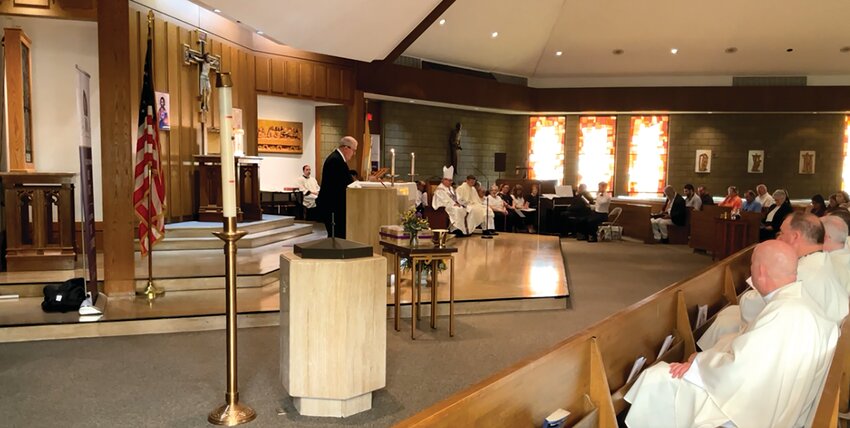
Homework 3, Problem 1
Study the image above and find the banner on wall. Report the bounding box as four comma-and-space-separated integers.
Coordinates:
76, 65, 100, 310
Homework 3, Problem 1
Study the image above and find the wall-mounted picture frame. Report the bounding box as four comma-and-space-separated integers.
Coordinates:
155, 91, 170, 131
695, 149, 711, 173
257, 119, 303, 154
748, 150, 764, 173
799, 150, 816, 174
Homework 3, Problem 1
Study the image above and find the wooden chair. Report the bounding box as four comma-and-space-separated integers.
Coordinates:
423, 206, 450, 230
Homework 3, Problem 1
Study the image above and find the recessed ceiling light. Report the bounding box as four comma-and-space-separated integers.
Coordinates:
670, 48, 678, 54
612, 49, 624, 55
725, 47, 738, 54
841, 46, 850, 53
786, 48, 794, 52
438, 19, 446, 25
257, 30, 264, 35
491, 31, 499, 38
555, 51, 563, 56
213, 8, 221, 13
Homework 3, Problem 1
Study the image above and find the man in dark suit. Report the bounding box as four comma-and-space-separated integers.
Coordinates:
650, 185, 686, 243
316, 136, 358, 238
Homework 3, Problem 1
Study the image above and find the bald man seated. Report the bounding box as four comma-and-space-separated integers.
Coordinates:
698, 212, 850, 350
625, 240, 840, 428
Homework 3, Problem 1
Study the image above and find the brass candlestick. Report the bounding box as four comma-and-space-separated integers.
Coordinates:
208, 217, 256, 426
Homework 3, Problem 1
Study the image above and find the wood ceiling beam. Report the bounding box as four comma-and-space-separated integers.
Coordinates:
383, 0, 456, 63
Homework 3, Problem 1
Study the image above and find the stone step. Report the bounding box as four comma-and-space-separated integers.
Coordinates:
163, 215, 295, 238
137, 223, 313, 251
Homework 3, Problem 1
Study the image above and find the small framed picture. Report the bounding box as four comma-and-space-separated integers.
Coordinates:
154, 91, 170, 131
695, 149, 711, 173
748, 150, 764, 173
799, 151, 816, 174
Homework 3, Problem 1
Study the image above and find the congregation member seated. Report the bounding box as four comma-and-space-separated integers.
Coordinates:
759, 188, 792, 241
650, 185, 686, 244
807, 194, 827, 217
697, 185, 714, 206
682, 183, 702, 211
455, 174, 496, 236
498, 184, 513, 207
484, 185, 510, 232
822, 216, 850, 292
718, 185, 742, 210
511, 184, 535, 233
576, 183, 595, 204
578, 181, 611, 242
826, 191, 850, 213
625, 240, 839, 428
296, 164, 320, 220
755, 184, 775, 210
740, 189, 762, 213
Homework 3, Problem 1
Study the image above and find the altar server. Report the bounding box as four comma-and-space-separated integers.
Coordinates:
297, 164, 320, 209
432, 166, 470, 236
626, 240, 839, 428
455, 175, 495, 234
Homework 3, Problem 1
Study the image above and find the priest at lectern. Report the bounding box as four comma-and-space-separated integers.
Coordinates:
624, 240, 838, 428
317, 136, 358, 238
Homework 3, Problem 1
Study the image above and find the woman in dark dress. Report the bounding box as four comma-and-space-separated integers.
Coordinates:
760, 189, 792, 241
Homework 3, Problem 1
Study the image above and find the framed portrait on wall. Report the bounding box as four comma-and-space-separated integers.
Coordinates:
154, 91, 170, 131
799, 151, 816, 174
695, 149, 711, 173
257, 119, 303, 154
748, 150, 764, 173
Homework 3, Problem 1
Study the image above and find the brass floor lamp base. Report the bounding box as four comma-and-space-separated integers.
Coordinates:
136, 280, 165, 300
208, 401, 256, 426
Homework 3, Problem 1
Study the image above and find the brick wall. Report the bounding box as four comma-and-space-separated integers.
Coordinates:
380, 102, 528, 185
316, 105, 348, 183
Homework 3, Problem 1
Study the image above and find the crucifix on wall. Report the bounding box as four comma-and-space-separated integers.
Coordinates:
183, 31, 221, 152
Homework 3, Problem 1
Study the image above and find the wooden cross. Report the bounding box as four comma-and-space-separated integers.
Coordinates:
183, 31, 221, 123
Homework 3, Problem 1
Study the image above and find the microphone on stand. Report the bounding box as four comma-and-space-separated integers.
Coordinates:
471, 167, 496, 239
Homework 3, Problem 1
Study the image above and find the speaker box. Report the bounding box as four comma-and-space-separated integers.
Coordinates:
494, 153, 507, 172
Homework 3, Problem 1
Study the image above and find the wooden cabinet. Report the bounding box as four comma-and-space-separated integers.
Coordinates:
3, 28, 35, 172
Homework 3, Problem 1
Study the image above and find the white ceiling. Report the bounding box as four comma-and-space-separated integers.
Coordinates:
193, 0, 850, 83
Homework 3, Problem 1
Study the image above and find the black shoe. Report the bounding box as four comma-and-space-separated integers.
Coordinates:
482, 229, 496, 236
453, 230, 465, 237
661, 238, 669, 244
587, 236, 597, 242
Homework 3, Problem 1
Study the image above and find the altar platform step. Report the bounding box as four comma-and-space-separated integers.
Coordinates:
135, 216, 313, 251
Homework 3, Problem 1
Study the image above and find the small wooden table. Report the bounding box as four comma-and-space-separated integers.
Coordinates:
714, 217, 752, 260
379, 239, 457, 339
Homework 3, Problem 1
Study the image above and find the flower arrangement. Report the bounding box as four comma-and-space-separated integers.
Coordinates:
400, 208, 429, 235
400, 258, 447, 275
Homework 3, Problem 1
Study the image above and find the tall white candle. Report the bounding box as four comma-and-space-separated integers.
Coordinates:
390, 148, 396, 177
217, 73, 236, 218
410, 152, 415, 177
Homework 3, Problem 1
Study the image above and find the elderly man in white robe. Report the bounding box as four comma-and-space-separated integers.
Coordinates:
698, 211, 849, 351
823, 215, 850, 293
432, 166, 472, 236
455, 175, 496, 236
625, 240, 839, 428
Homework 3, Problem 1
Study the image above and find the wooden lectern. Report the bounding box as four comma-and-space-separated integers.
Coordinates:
195, 155, 262, 222
346, 186, 409, 254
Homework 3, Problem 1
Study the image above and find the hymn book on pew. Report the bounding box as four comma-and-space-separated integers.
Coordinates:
541, 408, 570, 428
626, 356, 647, 384
695, 305, 709, 329
656, 334, 675, 360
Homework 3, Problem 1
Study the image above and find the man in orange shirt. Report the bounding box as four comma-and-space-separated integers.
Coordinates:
719, 186, 743, 211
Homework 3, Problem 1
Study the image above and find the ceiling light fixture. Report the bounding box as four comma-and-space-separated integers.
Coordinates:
725, 47, 738, 54
670, 48, 678, 54
439, 19, 446, 25
841, 46, 850, 53
786, 48, 794, 52
555, 51, 563, 56
491, 31, 499, 38
612, 49, 624, 55
213, 8, 221, 13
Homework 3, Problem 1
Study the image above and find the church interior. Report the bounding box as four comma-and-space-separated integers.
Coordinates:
0, 1, 849, 427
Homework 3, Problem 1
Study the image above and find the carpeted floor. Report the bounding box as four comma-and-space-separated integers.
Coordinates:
0, 239, 711, 427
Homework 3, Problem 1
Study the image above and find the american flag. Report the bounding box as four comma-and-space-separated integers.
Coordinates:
133, 34, 166, 256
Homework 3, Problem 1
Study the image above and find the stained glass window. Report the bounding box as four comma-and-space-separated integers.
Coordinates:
528, 116, 565, 183
627, 116, 669, 196
578, 116, 616, 190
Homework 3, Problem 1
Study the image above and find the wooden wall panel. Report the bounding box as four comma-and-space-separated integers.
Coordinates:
300, 62, 314, 98
314, 64, 328, 99
341, 68, 352, 101
245, 52, 258, 156
178, 27, 198, 220
165, 22, 182, 221
255, 56, 270, 92
328, 67, 341, 100
285, 61, 299, 96
271, 57, 285, 94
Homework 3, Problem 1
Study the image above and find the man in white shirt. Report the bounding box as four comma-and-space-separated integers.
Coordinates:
822, 215, 850, 293
756, 184, 775, 209
296, 165, 320, 210
625, 240, 839, 428
432, 166, 470, 236
455, 175, 495, 235
582, 181, 612, 242
683, 183, 702, 211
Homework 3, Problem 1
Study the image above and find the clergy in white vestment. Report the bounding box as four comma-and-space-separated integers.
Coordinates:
455, 175, 495, 234
626, 240, 839, 428
822, 215, 850, 293
432, 166, 471, 235
296, 164, 320, 209
697, 212, 849, 350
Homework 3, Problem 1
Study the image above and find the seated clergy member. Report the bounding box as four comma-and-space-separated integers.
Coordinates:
682, 183, 702, 211
432, 166, 469, 236
456, 175, 495, 235
297, 164, 320, 209
718, 185, 742, 210
755, 184, 775, 209
650, 185, 686, 243
697, 185, 714, 206
698, 211, 849, 351
625, 240, 839, 428
740, 189, 762, 213
822, 215, 850, 293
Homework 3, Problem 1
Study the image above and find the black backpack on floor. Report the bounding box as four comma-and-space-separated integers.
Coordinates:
42, 278, 86, 313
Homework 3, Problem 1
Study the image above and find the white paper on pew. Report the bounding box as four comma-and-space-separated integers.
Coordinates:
695, 305, 708, 329
514, 207, 526, 218
626, 356, 647, 384
656, 334, 675, 361
541, 193, 556, 200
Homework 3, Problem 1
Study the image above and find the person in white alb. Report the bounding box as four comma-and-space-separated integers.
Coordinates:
698, 211, 849, 351
755, 184, 775, 210
296, 164, 320, 214
455, 175, 496, 235
822, 215, 850, 293
625, 240, 839, 428
432, 166, 470, 236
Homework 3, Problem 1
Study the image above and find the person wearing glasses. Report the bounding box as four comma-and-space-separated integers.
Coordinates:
316, 136, 358, 238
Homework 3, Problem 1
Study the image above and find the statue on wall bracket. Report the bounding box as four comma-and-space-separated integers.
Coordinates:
449, 122, 463, 170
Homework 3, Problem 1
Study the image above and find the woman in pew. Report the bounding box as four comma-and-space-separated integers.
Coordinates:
807, 194, 827, 217
759, 189, 792, 241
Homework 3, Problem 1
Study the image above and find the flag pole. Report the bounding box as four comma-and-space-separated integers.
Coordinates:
138, 10, 163, 300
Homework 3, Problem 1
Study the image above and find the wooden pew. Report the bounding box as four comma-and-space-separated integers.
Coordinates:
690, 205, 731, 251
396, 246, 850, 428
609, 201, 664, 244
